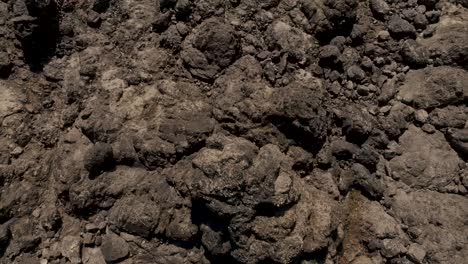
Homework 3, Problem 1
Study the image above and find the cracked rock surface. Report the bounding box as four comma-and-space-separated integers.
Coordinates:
0, 0, 467, 263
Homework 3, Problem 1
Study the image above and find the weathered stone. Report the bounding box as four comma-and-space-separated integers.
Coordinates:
370, 0, 390, 18
100, 233, 129, 263
398, 67, 468, 108
407, 243, 426, 264
60, 236, 82, 264
389, 125, 462, 190
82, 247, 106, 264
388, 16, 416, 39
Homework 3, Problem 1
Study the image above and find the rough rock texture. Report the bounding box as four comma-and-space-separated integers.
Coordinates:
398, 66, 468, 108
0, 0, 467, 264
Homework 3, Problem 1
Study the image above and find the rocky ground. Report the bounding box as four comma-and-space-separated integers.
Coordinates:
0, 0, 467, 263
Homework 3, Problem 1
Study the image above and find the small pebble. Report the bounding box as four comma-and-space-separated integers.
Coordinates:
11, 146, 23, 156
377, 30, 390, 41
380, 105, 392, 114
421, 124, 436, 133
414, 109, 429, 123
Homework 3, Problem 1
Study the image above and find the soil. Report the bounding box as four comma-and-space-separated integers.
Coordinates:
0, 0, 467, 263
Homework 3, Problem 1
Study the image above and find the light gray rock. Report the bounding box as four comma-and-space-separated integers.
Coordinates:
60, 236, 82, 264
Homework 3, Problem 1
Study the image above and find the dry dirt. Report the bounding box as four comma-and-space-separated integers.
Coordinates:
0, 0, 467, 263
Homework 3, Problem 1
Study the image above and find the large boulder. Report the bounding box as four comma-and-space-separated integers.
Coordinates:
389, 125, 463, 191
108, 177, 197, 241
398, 66, 468, 109
418, 6, 468, 69
167, 133, 337, 263
389, 190, 468, 263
